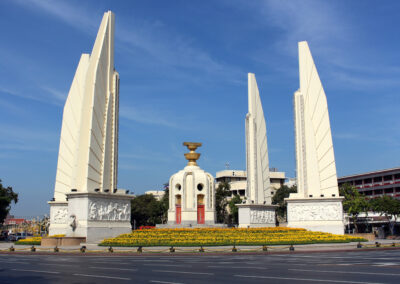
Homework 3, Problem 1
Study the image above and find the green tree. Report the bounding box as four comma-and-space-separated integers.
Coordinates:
339, 183, 369, 233
131, 194, 163, 227
160, 183, 169, 224
272, 185, 297, 222
0, 180, 18, 224
369, 195, 400, 235
215, 182, 231, 223
228, 194, 242, 225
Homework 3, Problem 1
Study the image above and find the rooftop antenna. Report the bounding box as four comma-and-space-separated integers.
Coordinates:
225, 162, 230, 170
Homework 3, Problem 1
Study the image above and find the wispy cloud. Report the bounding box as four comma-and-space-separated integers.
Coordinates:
0, 86, 65, 106
119, 105, 188, 129
15, 0, 244, 85
260, 0, 350, 57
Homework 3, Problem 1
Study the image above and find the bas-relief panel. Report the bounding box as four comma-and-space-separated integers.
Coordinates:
52, 207, 68, 224
250, 209, 275, 224
288, 203, 342, 221
88, 200, 130, 221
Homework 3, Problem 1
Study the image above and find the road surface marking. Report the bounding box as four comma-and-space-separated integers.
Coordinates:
153, 270, 214, 275
234, 275, 383, 284
208, 265, 267, 270
150, 281, 185, 284
89, 266, 137, 271
73, 273, 130, 280
144, 264, 192, 267
12, 269, 59, 274
290, 268, 400, 276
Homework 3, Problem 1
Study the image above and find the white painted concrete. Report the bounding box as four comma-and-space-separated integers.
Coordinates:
286, 41, 344, 234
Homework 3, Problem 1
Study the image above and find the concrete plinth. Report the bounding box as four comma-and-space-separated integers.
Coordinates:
48, 201, 69, 236
237, 204, 277, 228
65, 192, 134, 243
41, 237, 86, 247
286, 197, 344, 235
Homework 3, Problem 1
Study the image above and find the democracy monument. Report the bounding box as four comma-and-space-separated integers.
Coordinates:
285, 41, 344, 234
48, 11, 133, 242
47, 10, 345, 243
162, 142, 217, 227
237, 73, 277, 228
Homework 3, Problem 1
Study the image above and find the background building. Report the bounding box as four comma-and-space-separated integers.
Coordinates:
338, 167, 400, 199
145, 190, 165, 201
215, 169, 285, 198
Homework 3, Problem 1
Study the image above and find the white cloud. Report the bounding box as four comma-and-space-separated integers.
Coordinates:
119, 105, 187, 129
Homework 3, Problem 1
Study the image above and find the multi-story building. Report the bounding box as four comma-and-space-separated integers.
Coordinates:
215, 169, 286, 197
338, 167, 400, 199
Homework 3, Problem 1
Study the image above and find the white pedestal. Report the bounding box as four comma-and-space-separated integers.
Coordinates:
48, 201, 69, 236
286, 197, 344, 235
66, 193, 133, 242
237, 204, 277, 228
49, 193, 134, 243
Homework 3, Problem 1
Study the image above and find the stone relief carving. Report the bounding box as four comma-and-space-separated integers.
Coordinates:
52, 207, 68, 224
288, 203, 342, 221
88, 200, 130, 221
250, 209, 275, 224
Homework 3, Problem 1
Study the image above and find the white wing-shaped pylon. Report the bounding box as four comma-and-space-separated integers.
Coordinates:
246, 73, 272, 204
53, 11, 119, 201
293, 41, 339, 199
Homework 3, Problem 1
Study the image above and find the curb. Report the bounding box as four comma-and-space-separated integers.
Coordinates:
1, 246, 399, 257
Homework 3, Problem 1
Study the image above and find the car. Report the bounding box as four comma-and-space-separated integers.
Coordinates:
8, 232, 28, 241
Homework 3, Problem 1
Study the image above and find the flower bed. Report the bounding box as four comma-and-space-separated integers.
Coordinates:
99, 228, 366, 247
15, 237, 42, 245
15, 234, 65, 245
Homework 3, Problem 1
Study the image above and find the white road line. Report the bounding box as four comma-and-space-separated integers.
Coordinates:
150, 281, 185, 284
73, 273, 131, 280
144, 264, 192, 268
234, 275, 384, 284
153, 270, 214, 275
0, 261, 30, 265
89, 266, 137, 271
208, 266, 267, 270
289, 268, 400, 276
39, 263, 76, 267
12, 269, 60, 274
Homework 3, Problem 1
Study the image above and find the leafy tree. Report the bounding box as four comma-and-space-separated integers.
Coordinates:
160, 183, 169, 223
339, 183, 369, 233
228, 194, 242, 225
369, 195, 400, 235
0, 180, 18, 224
131, 194, 163, 227
272, 185, 297, 222
215, 182, 231, 223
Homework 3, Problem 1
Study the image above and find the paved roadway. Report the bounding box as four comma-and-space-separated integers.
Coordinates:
1, 250, 400, 283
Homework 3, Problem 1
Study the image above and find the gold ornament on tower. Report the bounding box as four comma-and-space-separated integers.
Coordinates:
183, 142, 202, 166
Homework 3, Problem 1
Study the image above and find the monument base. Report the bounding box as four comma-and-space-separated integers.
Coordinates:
237, 204, 277, 228
48, 201, 69, 236
49, 193, 134, 243
66, 192, 133, 243
286, 197, 344, 235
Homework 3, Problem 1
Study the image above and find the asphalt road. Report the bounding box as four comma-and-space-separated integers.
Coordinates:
1, 250, 400, 284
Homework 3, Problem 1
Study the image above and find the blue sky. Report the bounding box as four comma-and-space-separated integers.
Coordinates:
1, 0, 399, 217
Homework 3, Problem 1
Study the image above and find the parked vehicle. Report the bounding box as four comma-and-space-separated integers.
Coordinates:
8, 232, 28, 241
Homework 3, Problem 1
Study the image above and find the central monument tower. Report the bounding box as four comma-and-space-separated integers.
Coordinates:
166, 142, 216, 227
